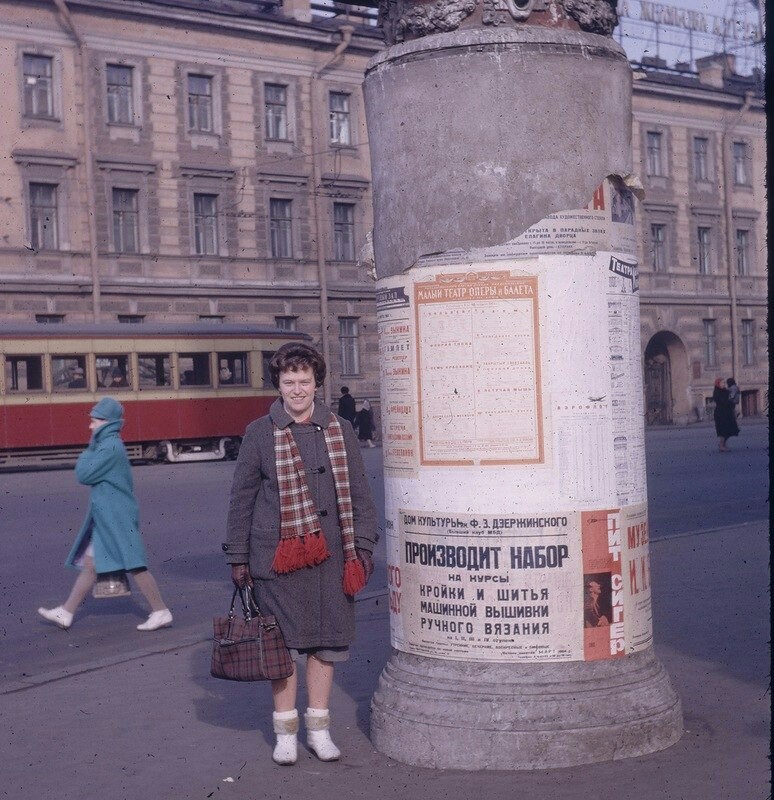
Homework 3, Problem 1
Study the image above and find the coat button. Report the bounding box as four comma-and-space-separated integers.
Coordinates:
319, 510, 328, 517
222, 543, 229, 551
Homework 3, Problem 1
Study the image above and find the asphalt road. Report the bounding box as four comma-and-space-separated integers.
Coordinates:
0, 421, 767, 689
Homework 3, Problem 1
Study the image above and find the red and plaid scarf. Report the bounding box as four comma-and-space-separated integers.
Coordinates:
271, 414, 366, 596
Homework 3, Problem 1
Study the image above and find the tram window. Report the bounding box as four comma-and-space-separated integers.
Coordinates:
179, 353, 211, 386
52, 356, 88, 391
138, 354, 171, 389
5, 356, 44, 392
261, 351, 275, 389
217, 352, 248, 386
96, 355, 130, 390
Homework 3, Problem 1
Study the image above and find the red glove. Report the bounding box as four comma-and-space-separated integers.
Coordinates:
356, 548, 374, 584
231, 563, 253, 589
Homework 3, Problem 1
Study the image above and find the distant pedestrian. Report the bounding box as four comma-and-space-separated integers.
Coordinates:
37, 397, 173, 631
354, 399, 376, 447
712, 378, 739, 452
337, 386, 356, 426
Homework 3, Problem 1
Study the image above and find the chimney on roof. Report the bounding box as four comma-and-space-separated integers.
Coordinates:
675, 61, 691, 72
641, 56, 667, 68
696, 53, 736, 88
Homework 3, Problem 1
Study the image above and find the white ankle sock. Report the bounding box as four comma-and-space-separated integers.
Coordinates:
272, 710, 298, 765
305, 708, 340, 761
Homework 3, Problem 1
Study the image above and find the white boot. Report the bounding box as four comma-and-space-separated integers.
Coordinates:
137, 609, 173, 631
272, 710, 298, 765
305, 708, 341, 761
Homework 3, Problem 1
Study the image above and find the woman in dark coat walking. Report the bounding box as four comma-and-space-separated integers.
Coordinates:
712, 378, 739, 452
38, 397, 172, 631
224, 343, 378, 766
354, 399, 376, 447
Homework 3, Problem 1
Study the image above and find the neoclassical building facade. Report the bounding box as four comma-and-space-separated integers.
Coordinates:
0, 0, 767, 420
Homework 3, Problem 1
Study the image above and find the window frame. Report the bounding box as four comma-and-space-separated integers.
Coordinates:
696, 226, 712, 274
650, 223, 667, 272
692, 136, 709, 182
264, 83, 289, 141
51, 354, 89, 392
106, 63, 135, 125
333, 202, 356, 262
329, 91, 352, 146
138, 353, 172, 390
193, 193, 220, 256
732, 141, 750, 186
187, 73, 215, 133
111, 187, 140, 254
741, 319, 755, 366
4, 355, 45, 392
28, 182, 59, 251
735, 228, 750, 276
22, 53, 55, 119
269, 198, 294, 259
339, 316, 360, 376
703, 319, 717, 368
275, 315, 297, 332
645, 130, 664, 177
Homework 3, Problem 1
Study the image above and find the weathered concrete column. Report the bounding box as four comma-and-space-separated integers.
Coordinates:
364, 0, 682, 770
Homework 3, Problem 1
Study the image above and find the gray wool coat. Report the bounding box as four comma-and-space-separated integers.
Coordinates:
223, 398, 379, 649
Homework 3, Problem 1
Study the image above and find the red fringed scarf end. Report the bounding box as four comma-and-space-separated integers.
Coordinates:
272, 532, 330, 574
342, 558, 366, 597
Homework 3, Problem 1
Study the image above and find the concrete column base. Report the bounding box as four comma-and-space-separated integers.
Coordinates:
371, 648, 682, 770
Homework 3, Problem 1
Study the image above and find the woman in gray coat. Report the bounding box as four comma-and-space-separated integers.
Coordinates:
224, 343, 378, 766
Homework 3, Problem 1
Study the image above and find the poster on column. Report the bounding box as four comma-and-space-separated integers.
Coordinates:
376, 251, 652, 663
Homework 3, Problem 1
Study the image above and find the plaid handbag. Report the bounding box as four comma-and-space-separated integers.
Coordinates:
211, 587, 293, 682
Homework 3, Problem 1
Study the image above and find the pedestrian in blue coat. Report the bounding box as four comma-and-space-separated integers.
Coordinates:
38, 397, 172, 631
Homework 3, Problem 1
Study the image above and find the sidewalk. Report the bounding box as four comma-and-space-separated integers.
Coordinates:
1, 522, 769, 800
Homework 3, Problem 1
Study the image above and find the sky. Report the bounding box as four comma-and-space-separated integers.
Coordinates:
615, 0, 765, 75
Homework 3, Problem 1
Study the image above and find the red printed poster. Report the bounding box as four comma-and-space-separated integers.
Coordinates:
581, 509, 626, 661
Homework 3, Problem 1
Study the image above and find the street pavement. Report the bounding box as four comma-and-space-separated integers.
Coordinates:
0, 422, 769, 799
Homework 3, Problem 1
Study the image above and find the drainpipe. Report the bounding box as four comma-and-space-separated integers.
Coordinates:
720, 89, 753, 380
311, 25, 355, 406
52, 0, 101, 321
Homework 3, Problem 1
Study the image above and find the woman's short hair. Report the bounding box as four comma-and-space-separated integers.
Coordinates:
269, 343, 327, 389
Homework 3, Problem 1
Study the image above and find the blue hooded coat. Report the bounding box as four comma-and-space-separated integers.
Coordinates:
65, 407, 148, 574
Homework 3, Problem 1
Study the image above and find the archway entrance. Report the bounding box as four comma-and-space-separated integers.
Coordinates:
644, 331, 689, 426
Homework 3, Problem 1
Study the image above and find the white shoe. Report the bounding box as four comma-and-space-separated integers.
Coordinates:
137, 609, 173, 631
306, 711, 340, 761
38, 606, 73, 629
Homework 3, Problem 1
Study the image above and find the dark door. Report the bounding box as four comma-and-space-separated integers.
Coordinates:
645, 356, 672, 425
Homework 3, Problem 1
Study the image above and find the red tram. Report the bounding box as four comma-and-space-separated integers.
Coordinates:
0, 324, 307, 468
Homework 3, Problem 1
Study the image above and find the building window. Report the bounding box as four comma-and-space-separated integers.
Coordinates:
646, 131, 663, 177
697, 227, 712, 274
193, 193, 219, 255
693, 137, 709, 182
29, 183, 58, 251
35, 314, 64, 324
650, 223, 666, 272
703, 319, 716, 367
732, 141, 750, 185
270, 199, 293, 258
118, 314, 144, 323
741, 319, 754, 366
735, 229, 750, 275
329, 92, 351, 145
23, 54, 54, 118
187, 74, 213, 132
106, 64, 134, 124
333, 202, 355, 261
265, 83, 288, 141
112, 188, 139, 253
275, 316, 297, 331
339, 317, 359, 375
